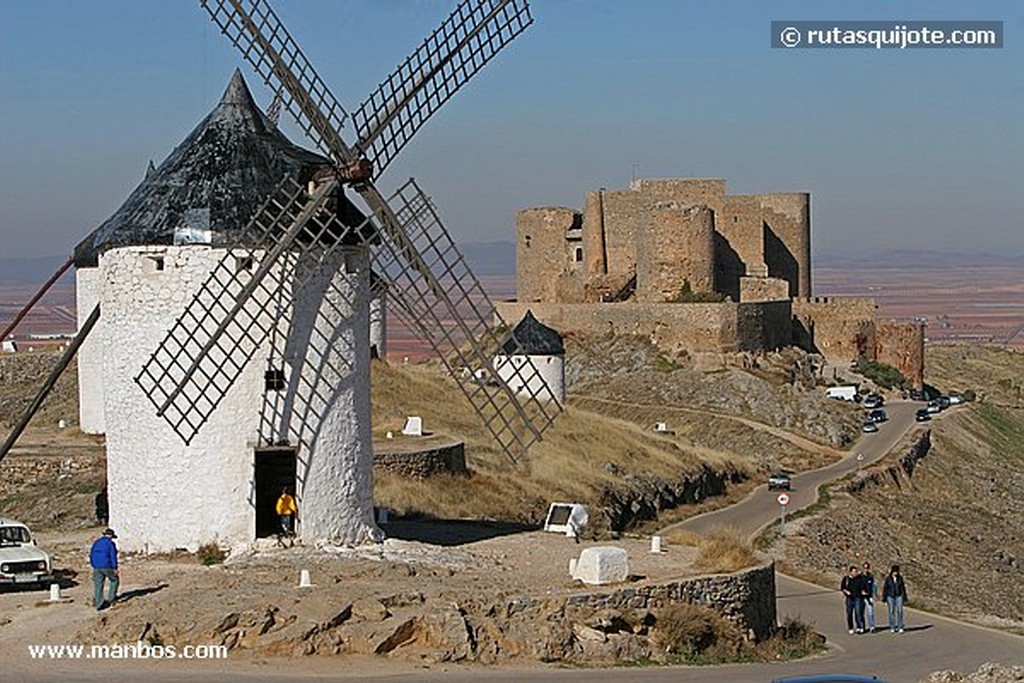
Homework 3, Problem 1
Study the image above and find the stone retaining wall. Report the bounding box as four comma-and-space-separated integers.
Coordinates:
373, 440, 467, 479
562, 560, 777, 642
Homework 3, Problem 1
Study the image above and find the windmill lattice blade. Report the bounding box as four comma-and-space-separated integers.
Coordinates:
135, 177, 348, 444
200, 0, 353, 161
352, 0, 532, 176
372, 180, 561, 461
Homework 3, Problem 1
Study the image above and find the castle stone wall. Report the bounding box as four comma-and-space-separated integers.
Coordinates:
635, 205, 714, 302
737, 300, 792, 352
792, 297, 876, 361
495, 300, 791, 356
740, 276, 790, 303
760, 192, 811, 298
516, 207, 578, 303
583, 191, 607, 275
876, 320, 925, 389
718, 195, 766, 277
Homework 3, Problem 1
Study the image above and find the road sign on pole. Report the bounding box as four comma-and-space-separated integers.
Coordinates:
777, 492, 789, 535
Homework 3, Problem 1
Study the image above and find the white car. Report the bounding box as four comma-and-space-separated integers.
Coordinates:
0, 518, 54, 589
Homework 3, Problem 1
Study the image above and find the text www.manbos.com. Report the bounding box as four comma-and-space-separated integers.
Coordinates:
771, 21, 1003, 49
27, 642, 228, 660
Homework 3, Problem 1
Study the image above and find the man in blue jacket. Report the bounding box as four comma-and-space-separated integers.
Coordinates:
89, 528, 119, 610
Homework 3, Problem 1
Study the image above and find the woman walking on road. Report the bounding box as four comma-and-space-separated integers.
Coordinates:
882, 564, 909, 632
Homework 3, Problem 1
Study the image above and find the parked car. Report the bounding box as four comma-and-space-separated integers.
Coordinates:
861, 420, 879, 433
862, 394, 884, 409
868, 409, 888, 423
948, 394, 965, 405
768, 472, 791, 491
926, 401, 943, 414
0, 518, 54, 589
825, 386, 858, 402
915, 408, 932, 422
936, 396, 951, 410
908, 388, 927, 401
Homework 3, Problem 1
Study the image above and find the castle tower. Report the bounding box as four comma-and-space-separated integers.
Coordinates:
760, 192, 811, 298
74, 72, 381, 551
635, 204, 715, 302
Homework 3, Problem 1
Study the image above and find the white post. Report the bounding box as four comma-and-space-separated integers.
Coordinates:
298, 569, 312, 588
650, 535, 663, 553
48, 583, 62, 602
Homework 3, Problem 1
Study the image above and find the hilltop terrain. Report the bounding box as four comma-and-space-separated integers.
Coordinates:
776, 345, 1024, 632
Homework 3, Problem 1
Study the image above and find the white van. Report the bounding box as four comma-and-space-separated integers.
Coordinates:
825, 385, 858, 401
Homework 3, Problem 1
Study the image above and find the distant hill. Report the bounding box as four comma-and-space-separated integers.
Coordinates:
815, 249, 1024, 269
0, 255, 72, 285
0, 241, 517, 284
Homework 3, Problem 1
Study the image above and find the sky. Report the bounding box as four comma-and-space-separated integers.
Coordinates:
0, 1, 1021, 261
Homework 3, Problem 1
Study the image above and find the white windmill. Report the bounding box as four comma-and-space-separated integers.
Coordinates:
0, 0, 560, 553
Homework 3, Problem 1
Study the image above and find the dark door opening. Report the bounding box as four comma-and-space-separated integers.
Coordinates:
254, 448, 297, 538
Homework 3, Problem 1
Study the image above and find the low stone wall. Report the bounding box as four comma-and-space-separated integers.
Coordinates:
563, 561, 777, 642
373, 438, 467, 479
0, 452, 104, 496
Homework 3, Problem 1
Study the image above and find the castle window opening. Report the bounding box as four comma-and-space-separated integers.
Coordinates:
145, 255, 165, 272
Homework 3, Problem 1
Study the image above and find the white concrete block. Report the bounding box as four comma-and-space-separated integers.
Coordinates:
402, 416, 423, 436
573, 546, 629, 585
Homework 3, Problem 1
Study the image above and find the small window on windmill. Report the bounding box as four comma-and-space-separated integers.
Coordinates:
143, 254, 166, 272
235, 255, 254, 273
264, 369, 286, 392
573, 247, 583, 263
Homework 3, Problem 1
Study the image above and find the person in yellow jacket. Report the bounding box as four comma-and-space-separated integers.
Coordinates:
275, 487, 298, 545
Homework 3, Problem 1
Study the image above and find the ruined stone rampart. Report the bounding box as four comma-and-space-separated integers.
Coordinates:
495, 301, 791, 355
876, 319, 925, 389
792, 297, 876, 361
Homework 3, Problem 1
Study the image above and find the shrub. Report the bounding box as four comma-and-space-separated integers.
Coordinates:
197, 541, 226, 566
962, 389, 977, 402
854, 359, 908, 390
671, 279, 727, 303
758, 615, 826, 660
653, 602, 741, 660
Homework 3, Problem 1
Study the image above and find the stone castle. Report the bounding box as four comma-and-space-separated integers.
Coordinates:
495, 178, 924, 388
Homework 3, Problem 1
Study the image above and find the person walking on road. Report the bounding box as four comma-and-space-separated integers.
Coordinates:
882, 564, 909, 632
862, 561, 877, 633
89, 527, 119, 610
841, 565, 866, 634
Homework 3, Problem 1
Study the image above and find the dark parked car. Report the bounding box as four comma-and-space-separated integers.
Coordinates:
768, 472, 791, 491
915, 408, 932, 422
868, 409, 887, 423
936, 395, 951, 410
862, 394, 884, 409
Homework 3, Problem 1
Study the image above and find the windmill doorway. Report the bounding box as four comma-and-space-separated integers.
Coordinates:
254, 447, 297, 539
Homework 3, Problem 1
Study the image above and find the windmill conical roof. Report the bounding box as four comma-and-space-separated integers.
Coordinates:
500, 310, 565, 356
74, 70, 340, 267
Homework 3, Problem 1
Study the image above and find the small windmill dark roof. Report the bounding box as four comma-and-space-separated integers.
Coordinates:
500, 310, 565, 356
75, 70, 365, 267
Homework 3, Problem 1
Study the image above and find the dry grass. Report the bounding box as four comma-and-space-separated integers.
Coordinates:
692, 526, 760, 574
926, 345, 1024, 406
652, 602, 741, 660
371, 359, 751, 528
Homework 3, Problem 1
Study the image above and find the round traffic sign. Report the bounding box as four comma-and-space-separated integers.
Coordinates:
777, 493, 790, 506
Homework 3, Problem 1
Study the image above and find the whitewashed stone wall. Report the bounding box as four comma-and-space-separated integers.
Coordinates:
369, 292, 387, 360
269, 246, 381, 545
493, 353, 565, 406
75, 267, 105, 434
100, 246, 275, 552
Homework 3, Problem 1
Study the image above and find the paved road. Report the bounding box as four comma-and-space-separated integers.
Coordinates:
11, 402, 1023, 682
671, 400, 919, 538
